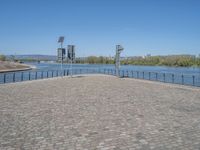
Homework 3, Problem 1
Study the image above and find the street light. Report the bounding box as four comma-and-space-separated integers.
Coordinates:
115, 45, 124, 77
67, 45, 75, 77
58, 36, 65, 76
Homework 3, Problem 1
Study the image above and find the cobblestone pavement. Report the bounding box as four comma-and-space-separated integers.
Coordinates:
1, 75, 200, 150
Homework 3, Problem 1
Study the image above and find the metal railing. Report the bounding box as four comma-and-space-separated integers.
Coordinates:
0, 69, 200, 87
117, 70, 200, 87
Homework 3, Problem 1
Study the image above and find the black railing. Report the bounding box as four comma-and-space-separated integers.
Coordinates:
0, 69, 200, 87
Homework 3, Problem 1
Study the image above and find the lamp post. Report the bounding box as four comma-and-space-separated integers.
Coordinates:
58, 36, 65, 76
115, 45, 124, 77
67, 45, 75, 77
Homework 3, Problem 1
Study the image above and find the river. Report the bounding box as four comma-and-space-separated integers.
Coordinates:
29, 62, 200, 76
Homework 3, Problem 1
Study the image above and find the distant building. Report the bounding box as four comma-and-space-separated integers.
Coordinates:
146, 54, 151, 57
142, 54, 151, 58
67, 45, 75, 63
57, 48, 66, 63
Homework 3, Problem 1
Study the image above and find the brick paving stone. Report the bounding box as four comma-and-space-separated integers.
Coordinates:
0, 75, 200, 149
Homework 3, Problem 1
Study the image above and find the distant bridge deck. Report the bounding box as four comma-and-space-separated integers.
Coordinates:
0, 75, 200, 149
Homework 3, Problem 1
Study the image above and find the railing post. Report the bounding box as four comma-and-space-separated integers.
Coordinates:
47, 71, 49, 78
64, 70, 66, 76
52, 71, 53, 77
29, 72, 31, 80
156, 73, 158, 81
56, 70, 58, 77
181, 75, 184, 85
137, 71, 139, 78
41, 71, 43, 79
192, 75, 195, 86
149, 72, 151, 80
163, 73, 165, 82
123, 70, 124, 77
35, 72, 37, 80
172, 74, 174, 83
143, 72, 144, 79
131, 71, 133, 78
4, 74, 6, 83
21, 72, 23, 81
13, 73, 15, 82
126, 70, 129, 77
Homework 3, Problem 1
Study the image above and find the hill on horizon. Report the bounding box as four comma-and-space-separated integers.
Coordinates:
6, 54, 57, 61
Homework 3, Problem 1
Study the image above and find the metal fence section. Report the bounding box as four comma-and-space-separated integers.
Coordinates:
0, 69, 200, 87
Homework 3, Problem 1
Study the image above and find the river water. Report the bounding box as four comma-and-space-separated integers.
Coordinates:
30, 63, 200, 76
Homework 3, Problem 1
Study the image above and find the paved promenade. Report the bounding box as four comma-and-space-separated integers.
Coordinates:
0, 75, 200, 149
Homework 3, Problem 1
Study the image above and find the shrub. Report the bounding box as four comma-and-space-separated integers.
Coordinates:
0, 54, 6, 61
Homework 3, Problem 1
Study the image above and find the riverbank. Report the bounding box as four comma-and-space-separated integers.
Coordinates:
0, 75, 200, 149
0, 61, 35, 73
76, 55, 200, 67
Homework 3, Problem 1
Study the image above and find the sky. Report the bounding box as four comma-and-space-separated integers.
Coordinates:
0, 0, 200, 57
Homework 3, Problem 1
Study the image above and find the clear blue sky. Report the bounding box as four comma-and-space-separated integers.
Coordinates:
0, 0, 200, 57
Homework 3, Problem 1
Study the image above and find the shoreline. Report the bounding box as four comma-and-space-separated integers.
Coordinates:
0, 67, 32, 73
0, 62, 36, 73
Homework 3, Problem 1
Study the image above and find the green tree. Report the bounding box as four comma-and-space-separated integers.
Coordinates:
0, 54, 6, 61
196, 58, 200, 66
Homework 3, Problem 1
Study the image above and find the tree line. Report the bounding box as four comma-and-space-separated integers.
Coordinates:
76, 56, 115, 64
121, 55, 200, 67
1, 54, 200, 67
77, 55, 200, 67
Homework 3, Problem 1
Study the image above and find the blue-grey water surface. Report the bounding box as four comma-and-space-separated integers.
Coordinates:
30, 63, 200, 76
